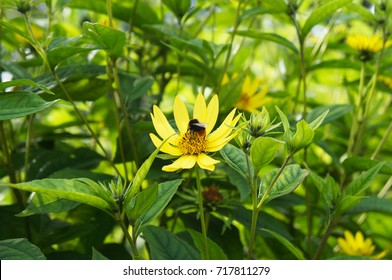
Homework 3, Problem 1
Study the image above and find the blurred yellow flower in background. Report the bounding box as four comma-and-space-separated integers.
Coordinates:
337, 230, 387, 259
150, 93, 241, 172
222, 74, 271, 112
347, 34, 392, 61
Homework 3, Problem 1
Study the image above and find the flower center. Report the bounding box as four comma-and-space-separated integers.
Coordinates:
178, 131, 207, 155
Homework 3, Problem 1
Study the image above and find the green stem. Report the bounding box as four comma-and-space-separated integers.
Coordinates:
313, 218, 337, 259
115, 212, 139, 258
24, 114, 35, 181
257, 155, 291, 210
0, 121, 17, 184
217, 0, 243, 94
195, 166, 209, 260
347, 61, 366, 156
371, 121, 392, 160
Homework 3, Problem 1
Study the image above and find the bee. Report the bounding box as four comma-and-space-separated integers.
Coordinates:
188, 119, 207, 137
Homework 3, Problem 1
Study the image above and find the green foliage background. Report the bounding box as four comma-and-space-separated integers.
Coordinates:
0, 0, 391, 260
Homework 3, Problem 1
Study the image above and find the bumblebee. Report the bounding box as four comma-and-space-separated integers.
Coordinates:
188, 119, 207, 137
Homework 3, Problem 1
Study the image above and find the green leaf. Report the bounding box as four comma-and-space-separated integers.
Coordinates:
220, 144, 253, 182
250, 137, 283, 174
260, 228, 305, 260
275, 106, 291, 142
342, 157, 392, 175
0, 238, 46, 260
346, 3, 376, 22
310, 172, 339, 206
127, 183, 159, 223
302, 0, 353, 39
308, 109, 329, 130
17, 193, 80, 217
47, 46, 94, 68
223, 164, 251, 200
3, 178, 116, 216
163, 0, 191, 19
291, 120, 314, 152
0, 20, 34, 46
0, 79, 55, 95
0, 92, 58, 120
309, 59, 362, 72
124, 139, 169, 205
142, 225, 199, 260
92, 247, 109, 260
134, 179, 182, 235
83, 22, 125, 59
344, 162, 384, 196
307, 105, 353, 125
124, 76, 155, 103
188, 229, 228, 260
259, 164, 309, 203
235, 30, 298, 54
348, 197, 392, 215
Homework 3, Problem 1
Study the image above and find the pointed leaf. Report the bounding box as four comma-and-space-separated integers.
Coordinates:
3, 178, 116, 216
250, 137, 283, 174
92, 248, 109, 260
307, 105, 352, 125
344, 163, 384, 196
220, 144, 253, 182
83, 22, 125, 59
126, 183, 158, 223
259, 164, 309, 203
302, 0, 353, 38
142, 225, 199, 260
275, 106, 291, 142
0, 238, 46, 260
0, 92, 58, 120
0, 79, 55, 95
308, 109, 329, 130
235, 31, 298, 53
291, 120, 314, 152
342, 157, 392, 175
260, 228, 305, 260
188, 229, 227, 260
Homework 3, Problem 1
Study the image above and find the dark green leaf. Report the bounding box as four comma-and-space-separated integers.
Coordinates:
302, 0, 353, 39
0, 92, 58, 120
220, 144, 252, 183
142, 225, 199, 260
342, 157, 392, 175
127, 183, 159, 223
308, 109, 329, 130
259, 164, 309, 203
309, 59, 362, 71
346, 3, 376, 22
348, 197, 392, 215
250, 137, 283, 174
92, 247, 109, 260
3, 178, 116, 216
188, 229, 227, 260
0, 238, 46, 260
307, 105, 353, 125
260, 228, 305, 260
163, 0, 191, 19
17, 193, 80, 217
235, 30, 298, 53
134, 179, 182, 235
83, 22, 125, 58
344, 163, 384, 196
0, 79, 55, 95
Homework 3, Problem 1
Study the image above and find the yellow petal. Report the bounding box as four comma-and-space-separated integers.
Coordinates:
373, 250, 388, 259
174, 95, 189, 135
345, 231, 356, 249
193, 93, 207, 122
196, 153, 220, 171
162, 155, 197, 172
151, 106, 176, 140
207, 131, 239, 152
242, 75, 251, 94
205, 95, 219, 135
248, 79, 259, 96
208, 110, 241, 144
149, 133, 182, 156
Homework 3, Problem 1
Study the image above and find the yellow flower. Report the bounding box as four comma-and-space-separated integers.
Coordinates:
347, 34, 384, 53
378, 75, 392, 90
150, 93, 241, 172
222, 74, 271, 112
338, 231, 387, 259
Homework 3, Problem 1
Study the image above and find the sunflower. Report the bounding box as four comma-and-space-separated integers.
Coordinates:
150, 93, 241, 172
346, 34, 392, 61
222, 74, 270, 112
337, 231, 387, 259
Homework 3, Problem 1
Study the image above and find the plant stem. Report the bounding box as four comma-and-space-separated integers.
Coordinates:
371, 121, 392, 160
246, 148, 258, 259
115, 212, 139, 258
24, 114, 35, 181
313, 218, 336, 259
195, 166, 209, 259
257, 155, 291, 209
217, 0, 243, 94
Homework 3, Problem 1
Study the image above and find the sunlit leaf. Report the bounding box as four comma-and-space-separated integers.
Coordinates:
259, 164, 309, 203
344, 163, 384, 196
250, 137, 283, 174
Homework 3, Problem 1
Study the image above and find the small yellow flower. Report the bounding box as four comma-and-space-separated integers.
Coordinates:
223, 74, 271, 112
150, 93, 241, 172
346, 34, 392, 61
338, 230, 387, 259
378, 75, 392, 90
